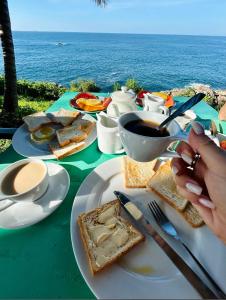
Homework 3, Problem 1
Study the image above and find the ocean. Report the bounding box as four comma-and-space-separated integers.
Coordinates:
0, 31, 226, 91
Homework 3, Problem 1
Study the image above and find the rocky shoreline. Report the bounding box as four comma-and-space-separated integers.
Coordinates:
162, 84, 226, 108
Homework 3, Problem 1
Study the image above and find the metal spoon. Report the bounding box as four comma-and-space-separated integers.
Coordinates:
159, 93, 206, 130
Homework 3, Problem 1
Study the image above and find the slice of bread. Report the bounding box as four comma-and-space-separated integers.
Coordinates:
78, 199, 145, 275
50, 108, 80, 126
148, 161, 188, 211
56, 125, 87, 147
72, 118, 95, 135
123, 156, 157, 188
23, 112, 52, 132
182, 203, 204, 228
148, 161, 204, 228
49, 141, 85, 159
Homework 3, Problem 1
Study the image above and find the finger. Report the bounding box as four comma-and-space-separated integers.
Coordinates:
171, 158, 188, 176
189, 121, 226, 171
171, 157, 207, 182
176, 187, 214, 227
192, 203, 214, 229
176, 186, 200, 205
176, 142, 195, 165
174, 173, 203, 196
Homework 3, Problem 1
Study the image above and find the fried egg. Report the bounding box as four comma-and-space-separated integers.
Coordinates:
31, 126, 55, 144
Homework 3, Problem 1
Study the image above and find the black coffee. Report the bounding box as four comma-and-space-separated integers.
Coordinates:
124, 120, 170, 137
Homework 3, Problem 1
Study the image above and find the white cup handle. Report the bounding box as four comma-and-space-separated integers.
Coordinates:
159, 106, 169, 116
161, 130, 189, 158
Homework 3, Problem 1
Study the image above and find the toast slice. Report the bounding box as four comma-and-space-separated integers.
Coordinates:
123, 156, 157, 188
23, 112, 52, 132
49, 141, 85, 159
148, 161, 188, 211
72, 118, 95, 135
78, 199, 145, 275
148, 161, 204, 228
50, 108, 80, 126
56, 125, 87, 147
182, 203, 204, 228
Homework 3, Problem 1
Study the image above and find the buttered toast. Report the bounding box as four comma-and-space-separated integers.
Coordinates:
78, 200, 145, 275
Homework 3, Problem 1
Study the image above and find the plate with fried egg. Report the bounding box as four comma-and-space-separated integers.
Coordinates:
12, 109, 97, 160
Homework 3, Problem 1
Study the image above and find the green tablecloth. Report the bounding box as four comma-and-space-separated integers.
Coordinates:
0, 92, 225, 299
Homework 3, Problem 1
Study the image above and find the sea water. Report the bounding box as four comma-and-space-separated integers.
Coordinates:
0, 31, 226, 91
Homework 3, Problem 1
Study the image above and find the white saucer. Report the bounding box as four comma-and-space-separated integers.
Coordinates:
0, 163, 70, 229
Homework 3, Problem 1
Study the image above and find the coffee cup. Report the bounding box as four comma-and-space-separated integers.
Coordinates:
0, 159, 48, 203
118, 111, 188, 162
97, 113, 124, 154
143, 94, 169, 115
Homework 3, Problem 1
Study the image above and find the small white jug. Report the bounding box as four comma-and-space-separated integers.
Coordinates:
96, 113, 124, 154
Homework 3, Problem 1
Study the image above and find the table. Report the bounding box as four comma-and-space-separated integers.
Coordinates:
0, 92, 225, 299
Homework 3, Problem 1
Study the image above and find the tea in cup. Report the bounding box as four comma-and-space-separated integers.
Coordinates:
118, 111, 188, 162
0, 159, 48, 203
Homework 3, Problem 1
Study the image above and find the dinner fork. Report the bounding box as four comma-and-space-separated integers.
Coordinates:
148, 200, 226, 299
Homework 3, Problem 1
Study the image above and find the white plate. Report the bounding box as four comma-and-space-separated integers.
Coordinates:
12, 113, 97, 160
71, 157, 214, 299
0, 163, 70, 229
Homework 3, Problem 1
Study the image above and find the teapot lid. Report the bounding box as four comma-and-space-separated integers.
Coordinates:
111, 86, 135, 102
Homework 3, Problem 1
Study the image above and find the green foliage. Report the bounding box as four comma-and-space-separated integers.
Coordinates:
0, 96, 53, 128
70, 79, 101, 92
0, 139, 11, 153
125, 78, 143, 94
112, 82, 121, 92
0, 75, 66, 100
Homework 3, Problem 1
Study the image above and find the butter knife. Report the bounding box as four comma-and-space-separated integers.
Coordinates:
114, 191, 218, 299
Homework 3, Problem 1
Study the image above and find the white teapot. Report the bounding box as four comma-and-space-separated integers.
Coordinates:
107, 86, 137, 118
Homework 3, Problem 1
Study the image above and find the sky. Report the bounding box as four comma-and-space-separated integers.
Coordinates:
8, 0, 226, 36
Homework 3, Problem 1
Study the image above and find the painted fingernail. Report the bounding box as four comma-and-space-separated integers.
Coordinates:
181, 153, 193, 165
191, 121, 205, 135
199, 198, 216, 209
172, 166, 179, 175
186, 182, 202, 196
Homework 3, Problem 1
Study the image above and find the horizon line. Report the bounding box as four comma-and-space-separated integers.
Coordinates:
12, 30, 226, 38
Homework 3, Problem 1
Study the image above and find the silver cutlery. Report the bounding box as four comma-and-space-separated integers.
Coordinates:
114, 191, 217, 299
148, 200, 226, 299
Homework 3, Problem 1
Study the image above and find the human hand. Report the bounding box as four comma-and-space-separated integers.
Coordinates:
171, 121, 226, 244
